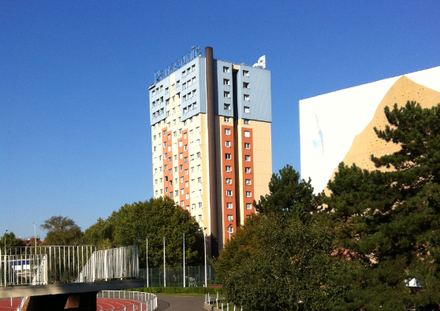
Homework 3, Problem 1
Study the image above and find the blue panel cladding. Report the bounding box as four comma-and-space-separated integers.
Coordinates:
149, 75, 170, 125
181, 57, 206, 121
236, 65, 271, 122
215, 60, 234, 118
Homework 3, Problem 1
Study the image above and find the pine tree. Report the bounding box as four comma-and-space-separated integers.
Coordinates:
325, 102, 440, 310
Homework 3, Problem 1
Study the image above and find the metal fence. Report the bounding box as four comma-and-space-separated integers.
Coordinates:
98, 290, 157, 311
0, 245, 139, 287
140, 264, 218, 287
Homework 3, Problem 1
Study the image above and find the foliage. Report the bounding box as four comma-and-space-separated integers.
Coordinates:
324, 102, 440, 310
40, 216, 83, 245
0, 231, 24, 252
215, 213, 348, 311
254, 164, 316, 221
83, 197, 204, 268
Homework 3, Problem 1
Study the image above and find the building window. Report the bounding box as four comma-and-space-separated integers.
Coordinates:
244, 131, 250, 137
199, 202, 202, 209
224, 91, 230, 98
192, 77, 196, 84
244, 143, 251, 149
226, 165, 232, 172
245, 155, 251, 161
227, 226, 233, 233
223, 66, 230, 73
223, 79, 230, 86
180, 164, 183, 171
226, 178, 232, 185
185, 181, 188, 188
225, 153, 231, 160
224, 117, 230, 122
227, 215, 233, 221
225, 141, 231, 147
245, 167, 251, 173
225, 128, 231, 135
186, 193, 189, 199
244, 94, 250, 101
198, 215, 203, 221
243, 82, 249, 89
185, 169, 188, 175
246, 203, 252, 210
226, 190, 233, 197
246, 191, 252, 198
198, 177, 202, 184
181, 188, 184, 195
184, 145, 188, 151
192, 64, 196, 72
197, 152, 201, 158
243, 70, 249, 77
244, 106, 250, 113
243, 119, 250, 125
224, 104, 231, 110
226, 202, 233, 209
245, 179, 252, 185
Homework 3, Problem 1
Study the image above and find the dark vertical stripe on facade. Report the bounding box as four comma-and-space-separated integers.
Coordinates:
232, 68, 241, 227
205, 46, 218, 256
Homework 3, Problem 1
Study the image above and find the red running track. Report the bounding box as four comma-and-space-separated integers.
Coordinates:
0, 298, 141, 311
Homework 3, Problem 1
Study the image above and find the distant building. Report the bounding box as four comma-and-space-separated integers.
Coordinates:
148, 47, 272, 253
300, 66, 440, 193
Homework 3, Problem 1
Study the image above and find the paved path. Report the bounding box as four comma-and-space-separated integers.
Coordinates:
155, 296, 206, 311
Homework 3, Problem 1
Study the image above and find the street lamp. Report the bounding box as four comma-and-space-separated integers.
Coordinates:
203, 227, 207, 288
183, 232, 186, 288
32, 222, 36, 255
4, 230, 7, 254
146, 236, 149, 288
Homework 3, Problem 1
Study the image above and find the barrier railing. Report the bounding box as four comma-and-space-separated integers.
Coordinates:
98, 290, 157, 311
0, 245, 139, 287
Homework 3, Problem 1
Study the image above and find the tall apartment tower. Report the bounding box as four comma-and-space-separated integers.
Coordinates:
149, 46, 272, 253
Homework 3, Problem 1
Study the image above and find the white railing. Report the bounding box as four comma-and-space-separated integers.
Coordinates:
0, 245, 139, 287
76, 246, 139, 283
98, 290, 157, 311
205, 293, 242, 311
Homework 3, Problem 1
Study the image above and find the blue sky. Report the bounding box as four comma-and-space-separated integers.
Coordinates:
1, 0, 439, 240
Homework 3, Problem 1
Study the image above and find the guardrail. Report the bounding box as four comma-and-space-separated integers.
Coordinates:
0, 245, 139, 287
98, 290, 157, 311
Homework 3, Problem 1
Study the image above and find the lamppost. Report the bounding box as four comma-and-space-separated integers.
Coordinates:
146, 236, 149, 288
4, 230, 7, 254
203, 227, 207, 288
163, 235, 166, 288
32, 222, 36, 255
183, 232, 186, 288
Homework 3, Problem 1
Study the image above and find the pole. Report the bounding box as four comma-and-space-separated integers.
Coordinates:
146, 237, 149, 288
4, 230, 6, 254
163, 235, 166, 288
183, 232, 186, 288
32, 222, 36, 255
204, 228, 207, 287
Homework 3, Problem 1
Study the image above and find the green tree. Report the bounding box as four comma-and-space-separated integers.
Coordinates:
325, 102, 440, 310
41, 216, 83, 245
254, 164, 316, 221
82, 217, 113, 246
215, 165, 347, 310
84, 197, 203, 268
0, 231, 24, 253
215, 213, 348, 311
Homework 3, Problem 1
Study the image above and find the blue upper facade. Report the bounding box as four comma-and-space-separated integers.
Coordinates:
149, 54, 272, 125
